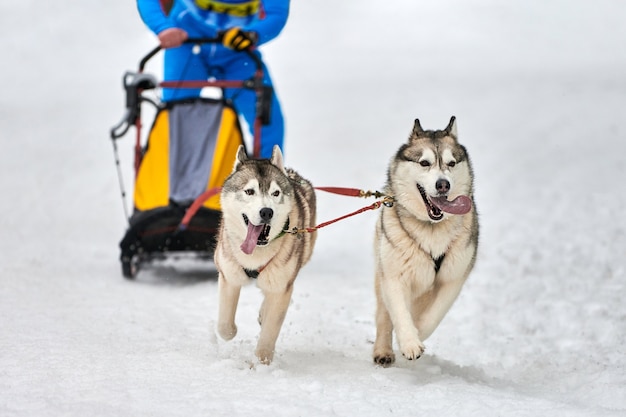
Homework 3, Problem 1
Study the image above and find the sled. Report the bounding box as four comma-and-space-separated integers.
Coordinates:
109, 38, 271, 279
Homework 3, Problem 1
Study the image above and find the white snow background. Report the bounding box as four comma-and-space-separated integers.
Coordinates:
1, 1, 625, 416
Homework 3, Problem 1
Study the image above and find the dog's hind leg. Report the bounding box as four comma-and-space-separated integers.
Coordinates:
373, 296, 396, 366
255, 285, 294, 365
373, 272, 396, 366
217, 274, 241, 341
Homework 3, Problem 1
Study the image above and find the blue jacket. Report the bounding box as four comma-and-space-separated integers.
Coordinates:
137, 0, 289, 47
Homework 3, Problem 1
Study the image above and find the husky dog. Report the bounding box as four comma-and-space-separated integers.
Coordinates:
214, 145, 316, 365
372, 116, 479, 366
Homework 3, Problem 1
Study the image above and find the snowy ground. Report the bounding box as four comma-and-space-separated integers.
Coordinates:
1, 1, 625, 416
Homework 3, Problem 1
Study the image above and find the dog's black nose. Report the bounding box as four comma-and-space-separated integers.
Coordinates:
436, 179, 450, 194
259, 207, 274, 222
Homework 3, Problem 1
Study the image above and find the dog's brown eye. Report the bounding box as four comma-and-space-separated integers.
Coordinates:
419, 160, 431, 167
272, 190, 280, 197
448, 161, 456, 168
245, 189, 255, 196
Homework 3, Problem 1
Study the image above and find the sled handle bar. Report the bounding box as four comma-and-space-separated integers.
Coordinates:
110, 72, 159, 139
110, 108, 133, 139
139, 37, 263, 72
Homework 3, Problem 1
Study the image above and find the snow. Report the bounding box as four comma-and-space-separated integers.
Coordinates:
1, 0, 625, 415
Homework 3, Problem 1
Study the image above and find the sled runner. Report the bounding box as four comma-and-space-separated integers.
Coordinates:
110, 38, 271, 279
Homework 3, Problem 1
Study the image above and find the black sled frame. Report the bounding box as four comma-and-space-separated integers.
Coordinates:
109, 38, 271, 279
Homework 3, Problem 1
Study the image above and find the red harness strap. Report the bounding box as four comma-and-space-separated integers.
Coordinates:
314, 186, 363, 197
314, 187, 389, 199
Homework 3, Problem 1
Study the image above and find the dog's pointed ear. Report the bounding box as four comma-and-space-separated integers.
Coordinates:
232, 145, 247, 172
445, 116, 458, 139
270, 145, 287, 174
412, 118, 424, 137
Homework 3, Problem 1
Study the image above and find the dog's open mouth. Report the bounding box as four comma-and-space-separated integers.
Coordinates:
416, 184, 472, 221
241, 214, 271, 254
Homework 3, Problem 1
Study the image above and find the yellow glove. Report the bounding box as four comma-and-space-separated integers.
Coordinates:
222, 27, 257, 51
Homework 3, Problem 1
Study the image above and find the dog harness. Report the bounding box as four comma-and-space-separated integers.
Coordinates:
433, 253, 445, 273
244, 268, 262, 279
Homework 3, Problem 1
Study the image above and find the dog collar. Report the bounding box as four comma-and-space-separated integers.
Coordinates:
433, 253, 445, 273
273, 217, 290, 240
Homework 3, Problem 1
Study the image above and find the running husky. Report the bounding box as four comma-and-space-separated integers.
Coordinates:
214, 145, 316, 365
373, 116, 479, 366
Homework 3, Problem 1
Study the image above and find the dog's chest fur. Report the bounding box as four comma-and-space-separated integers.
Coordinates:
382, 203, 463, 259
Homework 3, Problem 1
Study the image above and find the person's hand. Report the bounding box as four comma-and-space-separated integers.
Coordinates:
221, 27, 257, 51
158, 28, 188, 49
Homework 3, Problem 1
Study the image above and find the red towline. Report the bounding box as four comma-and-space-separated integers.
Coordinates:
177, 186, 392, 232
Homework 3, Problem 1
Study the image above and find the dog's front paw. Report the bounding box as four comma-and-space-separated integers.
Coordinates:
217, 322, 238, 341
400, 340, 425, 361
255, 347, 274, 365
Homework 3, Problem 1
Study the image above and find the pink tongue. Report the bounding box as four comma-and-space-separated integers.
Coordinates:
241, 223, 264, 254
430, 195, 472, 215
